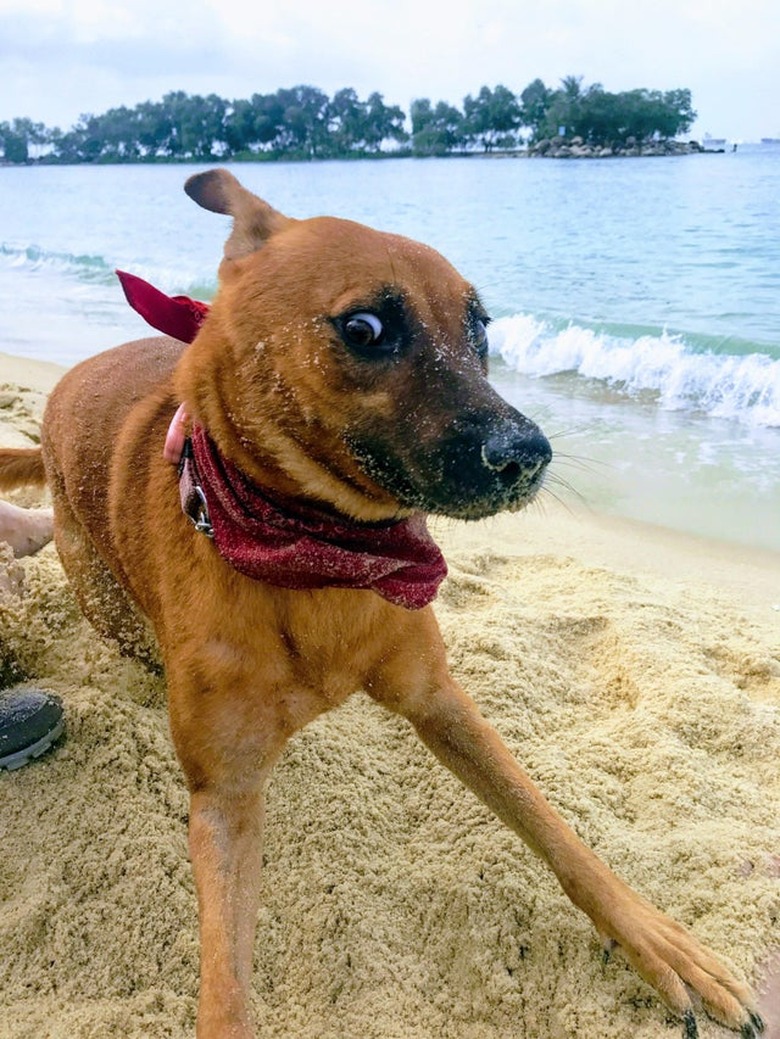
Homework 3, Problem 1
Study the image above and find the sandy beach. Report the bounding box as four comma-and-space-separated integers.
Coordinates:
0, 352, 777, 1039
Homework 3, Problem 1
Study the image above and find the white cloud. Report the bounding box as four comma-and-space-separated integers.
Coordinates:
0, 0, 777, 139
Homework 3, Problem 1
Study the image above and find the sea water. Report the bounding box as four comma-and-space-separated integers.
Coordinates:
0, 153, 778, 551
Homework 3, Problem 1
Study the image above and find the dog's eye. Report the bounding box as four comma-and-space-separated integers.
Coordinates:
471, 319, 489, 359
343, 312, 384, 349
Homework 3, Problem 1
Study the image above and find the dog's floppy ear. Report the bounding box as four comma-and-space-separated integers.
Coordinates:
184, 168, 292, 260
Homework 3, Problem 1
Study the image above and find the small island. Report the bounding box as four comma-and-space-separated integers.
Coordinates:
1, 77, 704, 165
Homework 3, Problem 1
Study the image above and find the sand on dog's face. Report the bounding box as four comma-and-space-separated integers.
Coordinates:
0, 378, 778, 1039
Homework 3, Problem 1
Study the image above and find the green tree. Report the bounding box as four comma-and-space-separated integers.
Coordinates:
272, 85, 330, 158
362, 92, 407, 152
0, 123, 28, 163
53, 114, 105, 162
323, 89, 406, 155
88, 105, 143, 160
158, 92, 227, 159
410, 98, 433, 134
571, 86, 696, 147
657, 89, 696, 138
0, 117, 48, 162
462, 85, 521, 152
530, 77, 600, 141
134, 100, 170, 158
410, 98, 464, 155
519, 78, 552, 142
224, 98, 254, 154
327, 87, 366, 153
520, 78, 695, 149
224, 94, 286, 155
237, 93, 288, 153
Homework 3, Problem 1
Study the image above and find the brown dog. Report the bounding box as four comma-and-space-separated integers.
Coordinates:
0, 169, 763, 1039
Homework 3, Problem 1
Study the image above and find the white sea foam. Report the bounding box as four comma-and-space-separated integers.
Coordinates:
489, 314, 780, 428
0, 243, 212, 299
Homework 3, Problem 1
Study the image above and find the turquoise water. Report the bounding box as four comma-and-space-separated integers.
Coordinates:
1, 155, 778, 549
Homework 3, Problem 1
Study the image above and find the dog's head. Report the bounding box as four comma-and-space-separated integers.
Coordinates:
177, 169, 551, 523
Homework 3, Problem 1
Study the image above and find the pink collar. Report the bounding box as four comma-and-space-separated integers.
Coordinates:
117, 270, 447, 610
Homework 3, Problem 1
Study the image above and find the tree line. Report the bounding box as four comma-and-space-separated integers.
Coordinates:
0, 78, 696, 164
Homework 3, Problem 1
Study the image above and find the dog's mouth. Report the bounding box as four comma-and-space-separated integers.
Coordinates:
346, 415, 552, 522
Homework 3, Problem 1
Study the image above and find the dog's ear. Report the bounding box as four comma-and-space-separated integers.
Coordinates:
184, 168, 292, 260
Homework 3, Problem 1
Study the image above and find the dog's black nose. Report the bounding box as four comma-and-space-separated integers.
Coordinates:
481, 425, 552, 482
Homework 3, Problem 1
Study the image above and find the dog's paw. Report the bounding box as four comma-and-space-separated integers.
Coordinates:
681, 1008, 766, 1039
577, 867, 761, 1037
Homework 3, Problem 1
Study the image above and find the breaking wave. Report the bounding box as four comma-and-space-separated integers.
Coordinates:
489, 314, 780, 428
0, 243, 213, 300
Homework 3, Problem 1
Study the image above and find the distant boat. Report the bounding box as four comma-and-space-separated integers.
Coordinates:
702, 133, 727, 149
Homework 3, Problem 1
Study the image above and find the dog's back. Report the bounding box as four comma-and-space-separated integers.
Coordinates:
36, 335, 184, 657
43, 335, 183, 541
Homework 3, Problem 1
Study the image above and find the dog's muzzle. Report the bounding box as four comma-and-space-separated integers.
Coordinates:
349, 409, 552, 522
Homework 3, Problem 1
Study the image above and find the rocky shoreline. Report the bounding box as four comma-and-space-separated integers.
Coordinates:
525, 135, 719, 158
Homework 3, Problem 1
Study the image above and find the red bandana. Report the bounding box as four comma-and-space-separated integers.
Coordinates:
187, 426, 447, 609
116, 269, 210, 342
117, 271, 447, 610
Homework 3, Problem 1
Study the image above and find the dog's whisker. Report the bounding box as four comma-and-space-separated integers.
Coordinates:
546, 421, 600, 439
538, 483, 583, 514
551, 454, 612, 479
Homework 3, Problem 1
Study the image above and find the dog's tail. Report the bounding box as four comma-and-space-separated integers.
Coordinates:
0, 447, 47, 492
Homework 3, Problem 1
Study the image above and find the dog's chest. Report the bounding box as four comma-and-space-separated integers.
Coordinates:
275, 589, 390, 686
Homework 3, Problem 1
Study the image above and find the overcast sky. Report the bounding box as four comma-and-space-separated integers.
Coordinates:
1, 0, 778, 142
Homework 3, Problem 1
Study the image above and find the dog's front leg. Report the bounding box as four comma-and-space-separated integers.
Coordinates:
168, 671, 288, 1039
187, 785, 267, 1039
366, 623, 760, 1037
